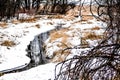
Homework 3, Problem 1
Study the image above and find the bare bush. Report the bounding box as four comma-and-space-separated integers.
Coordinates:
55, 0, 120, 80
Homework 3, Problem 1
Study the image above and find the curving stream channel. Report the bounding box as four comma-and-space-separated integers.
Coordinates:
0, 23, 63, 75
26, 31, 50, 67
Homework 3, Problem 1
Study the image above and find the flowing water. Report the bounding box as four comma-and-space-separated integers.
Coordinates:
0, 23, 63, 75
26, 31, 50, 67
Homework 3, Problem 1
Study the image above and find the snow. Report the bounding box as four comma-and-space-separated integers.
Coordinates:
0, 10, 107, 80
68, 36, 81, 46
0, 63, 57, 80
0, 18, 60, 72
68, 0, 91, 5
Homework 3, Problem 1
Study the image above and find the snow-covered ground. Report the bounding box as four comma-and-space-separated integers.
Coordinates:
0, 63, 57, 80
0, 18, 61, 72
68, 0, 91, 5
0, 3, 107, 79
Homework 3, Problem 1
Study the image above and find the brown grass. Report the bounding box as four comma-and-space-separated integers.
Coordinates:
35, 24, 40, 28
47, 22, 54, 25
81, 5, 97, 15
50, 28, 70, 43
83, 32, 102, 40
48, 14, 63, 19
1, 40, 16, 47
0, 22, 8, 28
0, 73, 4, 77
52, 50, 70, 62
11, 20, 20, 24
82, 15, 94, 21
91, 26, 100, 30
19, 18, 36, 22
48, 28, 77, 62
83, 26, 100, 31
81, 38, 89, 47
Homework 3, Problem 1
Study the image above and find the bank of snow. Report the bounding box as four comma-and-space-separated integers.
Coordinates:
0, 63, 57, 80
0, 18, 64, 72
0, 15, 106, 80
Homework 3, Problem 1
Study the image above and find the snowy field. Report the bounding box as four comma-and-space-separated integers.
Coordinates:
0, 14, 106, 80
0, 1, 107, 80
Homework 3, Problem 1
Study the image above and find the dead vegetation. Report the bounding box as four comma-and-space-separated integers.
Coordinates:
82, 32, 102, 40
35, 24, 40, 28
52, 50, 70, 62
47, 14, 64, 19
49, 28, 70, 43
82, 15, 94, 21
11, 19, 20, 24
55, 0, 120, 80
19, 17, 37, 23
1, 40, 16, 47
46, 23, 104, 62
0, 22, 8, 28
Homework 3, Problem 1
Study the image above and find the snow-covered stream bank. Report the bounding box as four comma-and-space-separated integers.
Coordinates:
0, 18, 65, 73
0, 15, 106, 80
0, 1, 107, 78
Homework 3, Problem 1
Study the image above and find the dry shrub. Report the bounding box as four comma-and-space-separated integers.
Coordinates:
91, 26, 100, 30
0, 22, 8, 28
52, 50, 70, 62
50, 29, 70, 43
66, 9, 75, 16
54, 5, 62, 13
35, 24, 40, 28
19, 18, 36, 22
1, 40, 16, 47
84, 26, 101, 31
47, 22, 54, 25
55, 15, 62, 19
11, 19, 20, 24
83, 32, 102, 40
82, 15, 94, 21
0, 73, 4, 77
48, 14, 63, 19
81, 5, 97, 15
55, 1, 120, 80
81, 38, 89, 47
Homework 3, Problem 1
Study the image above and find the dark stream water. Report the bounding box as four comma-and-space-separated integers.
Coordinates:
26, 31, 50, 67
0, 31, 50, 75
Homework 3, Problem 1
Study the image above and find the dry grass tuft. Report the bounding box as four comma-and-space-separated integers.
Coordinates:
19, 18, 36, 22
91, 26, 100, 30
83, 32, 102, 40
48, 14, 63, 19
52, 50, 70, 62
35, 24, 40, 28
82, 15, 94, 21
0, 73, 4, 77
47, 22, 54, 25
83, 26, 100, 31
11, 20, 20, 24
1, 40, 16, 47
50, 28, 70, 43
0, 22, 8, 28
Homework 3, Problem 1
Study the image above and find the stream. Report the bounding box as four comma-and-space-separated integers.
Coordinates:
26, 31, 50, 67
26, 23, 62, 67
0, 23, 63, 75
